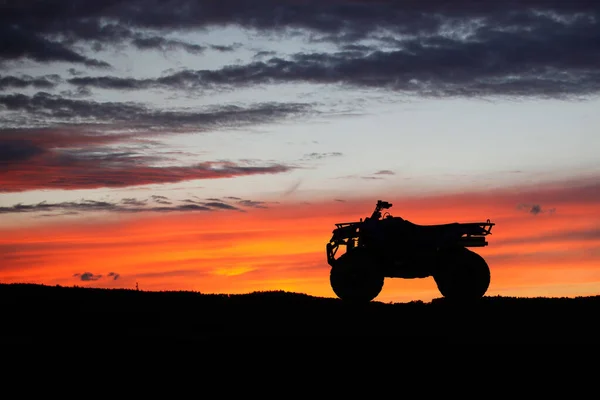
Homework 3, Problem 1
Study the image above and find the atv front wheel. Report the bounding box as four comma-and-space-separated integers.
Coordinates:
433, 248, 490, 302
330, 250, 384, 303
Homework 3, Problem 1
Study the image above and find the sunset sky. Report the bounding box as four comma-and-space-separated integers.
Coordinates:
1, 0, 599, 303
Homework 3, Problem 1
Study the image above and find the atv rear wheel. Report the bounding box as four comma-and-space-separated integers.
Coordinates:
433, 248, 490, 302
330, 250, 384, 303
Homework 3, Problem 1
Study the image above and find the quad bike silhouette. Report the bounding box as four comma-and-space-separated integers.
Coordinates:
326, 200, 495, 303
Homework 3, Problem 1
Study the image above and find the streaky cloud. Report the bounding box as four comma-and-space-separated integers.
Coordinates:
0, 92, 314, 129
0, 194, 272, 215
0, 127, 297, 192
74, 272, 102, 281
5, 1, 591, 98
0, 74, 61, 90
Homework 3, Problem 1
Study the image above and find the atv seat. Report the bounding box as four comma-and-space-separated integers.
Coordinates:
405, 220, 492, 237
405, 221, 460, 230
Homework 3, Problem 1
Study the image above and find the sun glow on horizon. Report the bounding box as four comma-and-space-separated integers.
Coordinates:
2, 178, 599, 303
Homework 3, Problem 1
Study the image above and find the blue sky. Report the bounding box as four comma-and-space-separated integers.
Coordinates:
2, 1, 599, 210
0, 1, 598, 220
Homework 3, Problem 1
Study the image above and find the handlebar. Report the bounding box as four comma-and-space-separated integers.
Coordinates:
377, 200, 392, 209
371, 200, 393, 219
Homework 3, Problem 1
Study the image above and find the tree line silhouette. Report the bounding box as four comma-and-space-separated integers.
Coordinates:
1, 283, 598, 340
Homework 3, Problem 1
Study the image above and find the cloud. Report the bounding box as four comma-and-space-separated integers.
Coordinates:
121, 198, 147, 207
107, 272, 121, 280
74, 272, 102, 281
131, 36, 206, 54
282, 179, 302, 196
0, 194, 275, 215
7, 1, 598, 41
253, 50, 277, 60
59, 87, 92, 98
210, 44, 242, 52
0, 139, 46, 163
0, 198, 210, 215
203, 202, 239, 210
0, 25, 111, 67
185, 196, 270, 209
151, 195, 171, 205
332, 169, 396, 181
302, 152, 343, 160
3, 1, 589, 98
68, 68, 84, 77
0, 155, 295, 192
374, 170, 395, 175
0, 74, 61, 90
73, 271, 120, 281
0, 127, 297, 192
78, 44, 598, 98
237, 200, 268, 209
0, 92, 313, 129
518, 203, 557, 215
353, 169, 397, 180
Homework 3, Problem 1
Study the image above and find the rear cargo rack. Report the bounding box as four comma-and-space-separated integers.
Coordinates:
458, 220, 495, 247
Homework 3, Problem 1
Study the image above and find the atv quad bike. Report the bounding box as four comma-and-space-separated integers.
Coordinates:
326, 200, 494, 303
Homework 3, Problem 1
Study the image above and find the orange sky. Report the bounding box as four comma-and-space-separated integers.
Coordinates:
1, 177, 599, 303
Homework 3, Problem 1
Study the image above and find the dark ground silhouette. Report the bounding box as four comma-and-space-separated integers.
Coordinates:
2, 283, 599, 340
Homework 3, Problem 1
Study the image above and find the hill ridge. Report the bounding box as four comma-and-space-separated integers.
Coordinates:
2, 283, 599, 339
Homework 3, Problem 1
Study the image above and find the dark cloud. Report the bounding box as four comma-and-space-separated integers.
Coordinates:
0, 74, 61, 90
0, 92, 313, 129
203, 202, 239, 210
0, 25, 111, 67
68, 68, 84, 76
210, 44, 241, 52
0, 92, 148, 123
0, 153, 294, 192
192, 196, 269, 209
73, 271, 120, 281
60, 87, 92, 98
253, 50, 277, 60
181, 199, 202, 204
374, 170, 395, 175
303, 152, 343, 160
67, 41, 600, 98
2, 1, 600, 100
2, 1, 596, 97
6, 1, 597, 40
121, 198, 147, 206
0, 197, 239, 215
171, 46, 600, 97
237, 200, 268, 209
68, 76, 154, 90
0, 139, 46, 163
151, 195, 171, 205
518, 203, 557, 215
74, 272, 102, 281
107, 272, 121, 280
340, 44, 376, 53
131, 36, 206, 54
0, 128, 296, 192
